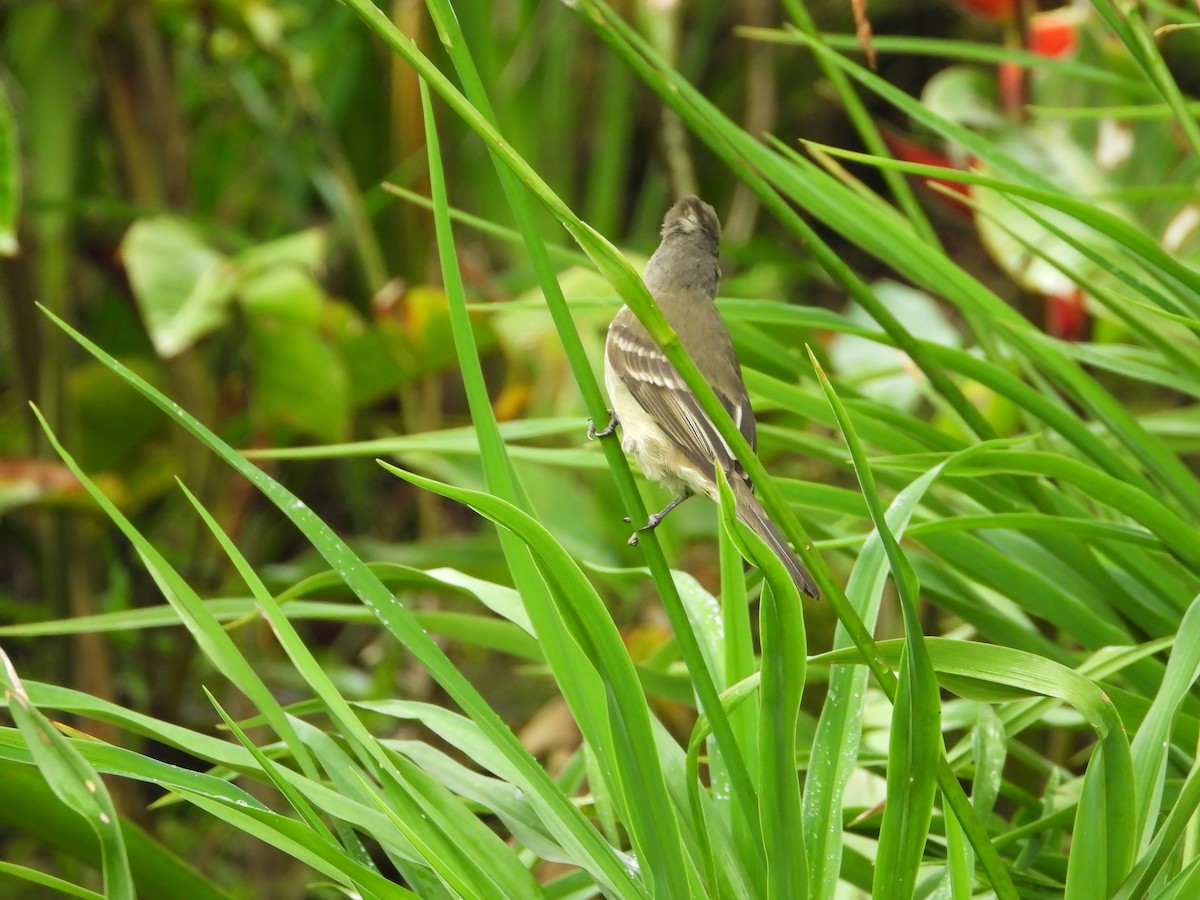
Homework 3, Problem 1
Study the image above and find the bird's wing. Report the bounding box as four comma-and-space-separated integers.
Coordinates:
607, 317, 754, 476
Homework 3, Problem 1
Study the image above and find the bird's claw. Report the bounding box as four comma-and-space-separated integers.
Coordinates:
626, 512, 665, 546
587, 408, 618, 440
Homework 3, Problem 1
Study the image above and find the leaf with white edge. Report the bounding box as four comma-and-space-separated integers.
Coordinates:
120, 218, 234, 358
921, 66, 1008, 132
233, 227, 326, 272
828, 280, 962, 409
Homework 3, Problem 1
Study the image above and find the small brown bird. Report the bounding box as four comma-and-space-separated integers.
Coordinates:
593, 195, 819, 599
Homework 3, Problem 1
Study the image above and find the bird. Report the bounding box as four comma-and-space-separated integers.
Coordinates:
591, 195, 820, 599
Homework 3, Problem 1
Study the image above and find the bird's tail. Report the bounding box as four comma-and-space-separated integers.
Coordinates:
731, 478, 820, 600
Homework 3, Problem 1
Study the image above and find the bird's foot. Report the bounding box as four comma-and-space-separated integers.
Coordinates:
625, 496, 688, 546
587, 409, 618, 440
626, 512, 665, 547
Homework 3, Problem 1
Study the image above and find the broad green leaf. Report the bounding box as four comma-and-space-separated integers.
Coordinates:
921, 66, 1006, 131
827, 280, 962, 410
233, 227, 326, 272
239, 265, 326, 323
246, 316, 350, 442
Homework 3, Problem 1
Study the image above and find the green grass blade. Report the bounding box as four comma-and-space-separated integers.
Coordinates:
0, 651, 134, 900
0, 862, 104, 900
745, 29, 1148, 91
1089, 0, 1200, 158
32, 406, 322, 784
875, 449, 1200, 573
419, 0, 763, 860
810, 351, 940, 900
38, 304, 643, 898
0, 760, 231, 900
178, 476, 543, 897
803, 443, 988, 899
713, 470, 807, 898
379, 461, 694, 896
203, 689, 335, 845
800, 142, 1200, 306
1115, 755, 1200, 900
777, 1, 937, 245
176, 790, 416, 900
1129, 593, 1200, 849
0, 80, 19, 256
1065, 740, 1138, 899
417, 82, 647, 885
245, 418, 583, 460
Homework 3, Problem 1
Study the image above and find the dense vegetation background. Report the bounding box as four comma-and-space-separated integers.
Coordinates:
2, 0, 1200, 897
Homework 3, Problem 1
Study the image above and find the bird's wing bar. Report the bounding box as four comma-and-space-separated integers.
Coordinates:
607, 319, 752, 476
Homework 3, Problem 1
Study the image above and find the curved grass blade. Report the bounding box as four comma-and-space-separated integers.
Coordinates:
37, 305, 643, 899
0, 862, 103, 900
1129, 593, 1200, 849
810, 350, 940, 900
747, 29, 1149, 91
776, 2, 936, 245
421, 0, 790, 847
379, 461, 693, 897
32, 408, 323, 781
714, 469, 807, 899
0, 760, 232, 900
800, 142, 1200, 307
0, 650, 134, 900
414, 46, 732, 886
175, 790, 415, 900
803, 440, 995, 899
175, 484, 545, 899
1115, 755, 1200, 900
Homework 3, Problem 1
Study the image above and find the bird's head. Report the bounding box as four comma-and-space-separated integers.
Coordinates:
661, 195, 721, 248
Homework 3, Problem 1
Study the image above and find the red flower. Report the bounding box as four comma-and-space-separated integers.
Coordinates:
1000, 9, 1083, 108
1029, 10, 1079, 58
1045, 288, 1088, 341
953, 0, 1015, 22
883, 131, 974, 216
